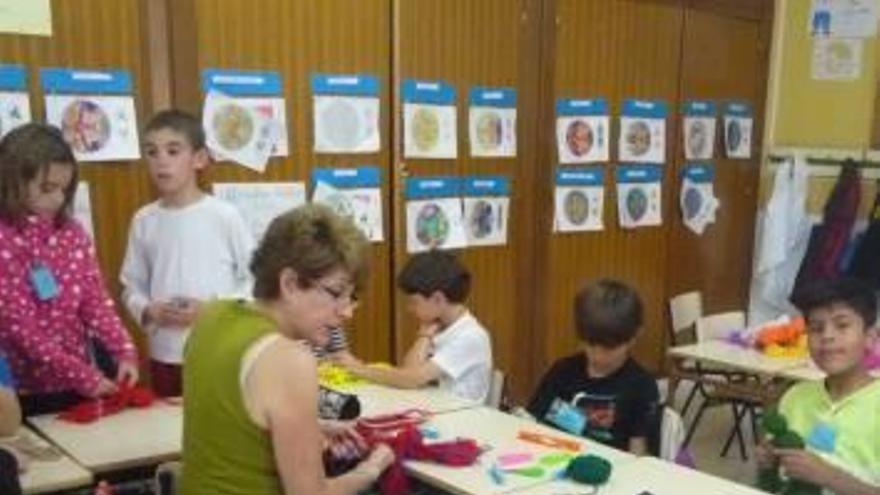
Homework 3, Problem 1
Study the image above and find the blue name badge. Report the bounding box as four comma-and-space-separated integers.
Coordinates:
807, 422, 837, 454
30, 262, 59, 301
546, 397, 587, 435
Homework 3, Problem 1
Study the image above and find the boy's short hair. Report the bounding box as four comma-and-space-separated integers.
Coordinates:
144, 109, 206, 150
397, 251, 471, 303
574, 279, 643, 347
791, 277, 877, 328
0, 123, 78, 224
250, 204, 369, 300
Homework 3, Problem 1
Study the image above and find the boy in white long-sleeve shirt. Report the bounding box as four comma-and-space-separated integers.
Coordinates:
120, 110, 254, 397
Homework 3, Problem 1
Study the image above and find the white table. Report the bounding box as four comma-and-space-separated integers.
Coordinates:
668, 341, 808, 376
404, 406, 635, 495
29, 402, 182, 473
508, 456, 768, 495
0, 427, 92, 494
349, 383, 481, 417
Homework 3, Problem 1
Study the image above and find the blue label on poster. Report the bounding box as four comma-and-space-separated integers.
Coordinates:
469, 87, 516, 108
202, 69, 283, 96
555, 167, 604, 186
312, 166, 381, 188
402, 79, 456, 105
312, 73, 380, 97
41, 68, 133, 94
463, 176, 510, 196
556, 98, 608, 116
405, 176, 461, 199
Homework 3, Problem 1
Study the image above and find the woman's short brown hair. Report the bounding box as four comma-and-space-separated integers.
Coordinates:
0, 123, 78, 224
250, 204, 369, 300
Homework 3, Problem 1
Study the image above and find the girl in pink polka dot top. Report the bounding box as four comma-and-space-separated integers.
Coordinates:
0, 124, 139, 414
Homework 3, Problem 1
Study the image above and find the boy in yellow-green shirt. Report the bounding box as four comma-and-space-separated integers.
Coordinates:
758, 278, 880, 495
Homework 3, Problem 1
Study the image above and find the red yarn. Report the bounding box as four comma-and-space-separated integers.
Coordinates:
356, 411, 481, 495
58, 386, 156, 423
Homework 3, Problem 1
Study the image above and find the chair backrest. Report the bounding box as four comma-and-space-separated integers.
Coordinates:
659, 406, 686, 462
669, 292, 703, 344
155, 461, 182, 495
485, 369, 505, 409
695, 311, 746, 342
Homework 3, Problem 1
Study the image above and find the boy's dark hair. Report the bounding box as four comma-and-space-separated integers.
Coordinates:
574, 279, 643, 347
250, 204, 369, 300
397, 251, 471, 303
0, 123, 78, 224
144, 109, 206, 150
791, 277, 877, 328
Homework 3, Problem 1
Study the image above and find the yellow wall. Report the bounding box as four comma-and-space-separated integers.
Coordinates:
767, 0, 878, 148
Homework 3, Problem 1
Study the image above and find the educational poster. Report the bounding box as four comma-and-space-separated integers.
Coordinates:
0, 0, 52, 36
73, 181, 94, 240
556, 98, 609, 164
311, 166, 384, 242
723, 102, 753, 159
201, 69, 287, 171
213, 182, 307, 242
553, 167, 605, 233
312, 74, 380, 154
405, 177, 466, 253
403, 79, 457, 159
680, 164, 720, 235
812, 38, 863, 81
619, 99, 667, 164
809, 0, 877, 38
202, 69, 288, 157
0, 65, 30, 138
462, 176, 510, 247
468, 87, 516, 157
42, 68, 140, 162
616, 165, 663, 229
682, 100, 716, 161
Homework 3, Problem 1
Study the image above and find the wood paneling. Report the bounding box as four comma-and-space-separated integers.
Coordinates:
393, 0, 543, 401
535, 0, 685, 380
666, 3, 772, 314
0, 0, 157, 353
168, 0, 394, 361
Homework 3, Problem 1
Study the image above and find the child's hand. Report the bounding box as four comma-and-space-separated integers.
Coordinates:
417, 323, 439, 339
776, 448, 834, 485
116, 360, 139, 387
755, 438, 777, 469
90, 378, 118, 398
364, 443, 395, 471
321, 420, 368, 460
329, 351, 363, 370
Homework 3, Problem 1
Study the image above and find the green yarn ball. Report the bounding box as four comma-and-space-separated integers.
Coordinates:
566, 454, 612, 485
761, 409, 789, 437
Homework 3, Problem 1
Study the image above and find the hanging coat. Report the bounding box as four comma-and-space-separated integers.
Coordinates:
795, 159, 862, 290
848, 180, 880, 291
748, 155, 812, 325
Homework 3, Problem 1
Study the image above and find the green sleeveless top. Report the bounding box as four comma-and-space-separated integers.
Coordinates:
181, 300, 281, 495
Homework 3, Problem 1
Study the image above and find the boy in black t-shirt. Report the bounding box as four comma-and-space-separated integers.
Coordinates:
527, 279, 659, 455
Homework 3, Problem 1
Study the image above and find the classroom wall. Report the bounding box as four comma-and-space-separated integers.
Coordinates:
761, 0, 879, 217
766, 0, 879, 148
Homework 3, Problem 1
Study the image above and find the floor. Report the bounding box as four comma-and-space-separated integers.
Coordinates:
663, 379, 760, 487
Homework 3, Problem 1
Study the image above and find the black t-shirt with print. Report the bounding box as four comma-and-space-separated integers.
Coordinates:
527, 352, 659, 452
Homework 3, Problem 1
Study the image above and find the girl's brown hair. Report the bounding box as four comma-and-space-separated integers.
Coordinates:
250, 204, 369, 300
0, 123, 78, 224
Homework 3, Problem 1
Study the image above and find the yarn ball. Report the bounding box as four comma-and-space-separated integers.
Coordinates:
566, 454, 612, 485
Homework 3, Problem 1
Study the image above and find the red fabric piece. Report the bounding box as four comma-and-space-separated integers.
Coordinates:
58, 385, 155, 423
356, 411, 481, 495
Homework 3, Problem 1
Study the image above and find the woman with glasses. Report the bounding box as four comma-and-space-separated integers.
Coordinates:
180, 204, 393, 495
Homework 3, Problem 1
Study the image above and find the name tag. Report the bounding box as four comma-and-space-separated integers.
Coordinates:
546, 398, 587, 435
30, 262, 59, 301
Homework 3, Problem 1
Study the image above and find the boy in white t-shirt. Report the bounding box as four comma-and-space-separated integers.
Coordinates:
120, 110, 254, 397
340, 251, 492, 402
